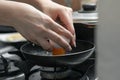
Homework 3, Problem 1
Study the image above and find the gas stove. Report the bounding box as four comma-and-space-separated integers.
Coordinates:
27, 59, 96, 80
0, 47, 96, 80
0, 23, 96, 80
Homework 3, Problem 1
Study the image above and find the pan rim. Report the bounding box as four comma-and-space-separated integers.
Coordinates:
20, 40, 95, 57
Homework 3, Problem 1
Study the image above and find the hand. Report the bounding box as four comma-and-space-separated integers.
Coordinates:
42, 0, 76, 47
1, 1, 73, 51
21, 0, 76, 47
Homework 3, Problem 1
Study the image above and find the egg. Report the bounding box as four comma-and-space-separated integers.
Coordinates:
52, 36, 70, 55
52, 47, 65, 55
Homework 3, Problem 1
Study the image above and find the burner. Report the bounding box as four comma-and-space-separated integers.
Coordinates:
40, 67, 71, 79
27, 59, 96, 80
0, 54, 24, 80
5, 51, 96, 80
28, 66, 90, 80
0, 55, 9, 76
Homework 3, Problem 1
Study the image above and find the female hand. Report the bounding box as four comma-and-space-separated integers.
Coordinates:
34, 0, 76, 47
0, 1, 73, 51
14, 0, 76, 47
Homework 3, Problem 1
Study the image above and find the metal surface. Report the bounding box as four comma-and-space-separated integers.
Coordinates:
0, 73, 24, 80
40, 68, 71, 79
73, 11, 98, 25
0, 42, 96, 80
0, 54, 24, 80
20, 40, 95, 67
28, 59, 96, 80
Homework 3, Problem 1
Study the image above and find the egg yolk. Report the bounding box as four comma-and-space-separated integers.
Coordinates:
52, 48, 65, 55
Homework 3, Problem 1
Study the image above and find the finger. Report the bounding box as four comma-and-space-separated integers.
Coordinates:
59, 8, 75, 35
59, 8, 76, 47
46, 30, 72, 51
70, 34, 76, 47
48, 20, 74, 41
67, 11, 76, 47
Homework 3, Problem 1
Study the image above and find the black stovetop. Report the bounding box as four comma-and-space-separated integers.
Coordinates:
27, 59, 95, 80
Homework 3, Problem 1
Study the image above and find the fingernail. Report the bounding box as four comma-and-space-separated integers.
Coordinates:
71, 38, 76, 47
73, 41, 76, 47
67, 45, 72, 51
73, 34, 76, 47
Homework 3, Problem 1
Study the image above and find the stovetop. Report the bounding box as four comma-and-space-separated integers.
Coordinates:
27, 59, 95, 80
0, 43, 96, 80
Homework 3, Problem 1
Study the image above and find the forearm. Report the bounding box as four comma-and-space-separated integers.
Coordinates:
10, 0, 39, 5
10, 0, 53, 11
0, 1, 15, 26
0, 1, 31, 27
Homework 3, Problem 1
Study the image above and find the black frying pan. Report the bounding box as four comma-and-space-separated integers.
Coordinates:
20, 40, 95, 67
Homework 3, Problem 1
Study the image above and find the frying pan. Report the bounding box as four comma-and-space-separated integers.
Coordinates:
20, 40, 95, 67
